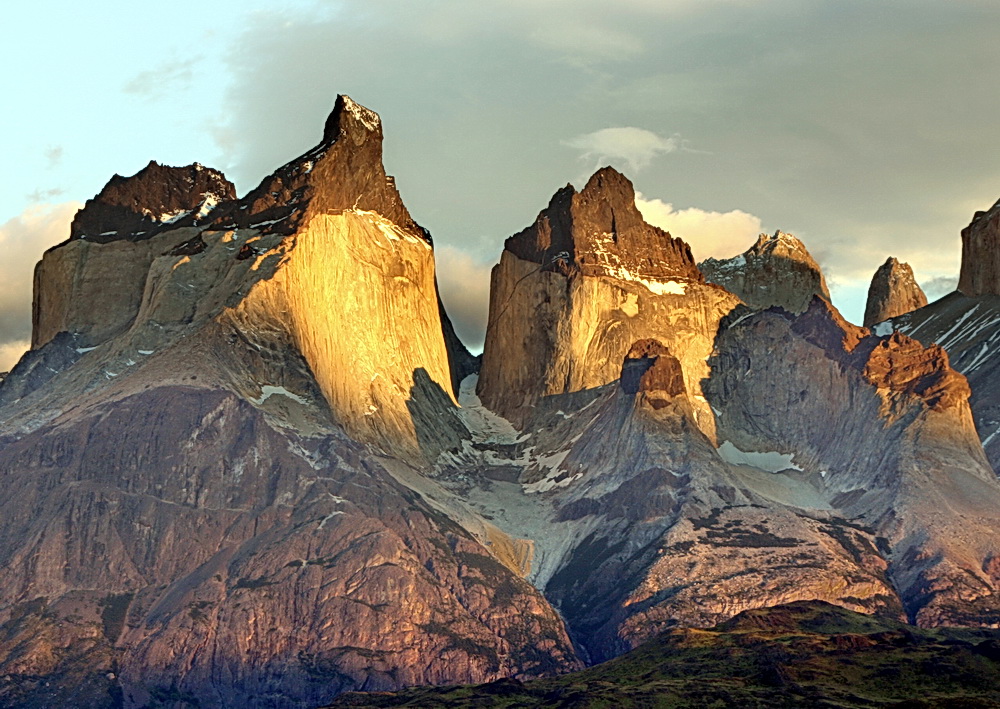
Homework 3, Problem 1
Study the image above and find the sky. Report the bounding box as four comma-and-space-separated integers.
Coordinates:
3, 0, 999, 368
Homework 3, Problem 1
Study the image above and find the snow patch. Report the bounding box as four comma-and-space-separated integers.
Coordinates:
342, 96, 381, 132
195, 193, 222, 219
252, 385, 309, 406
717, 440, 803, 473
456, 374, 521, 444
349, 209, 430, 250
873, 321, 894, 337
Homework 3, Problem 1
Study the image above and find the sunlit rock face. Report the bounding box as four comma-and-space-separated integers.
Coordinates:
477, 167, 739, 437
863, 257, 927, 327
699, 230, 830, 314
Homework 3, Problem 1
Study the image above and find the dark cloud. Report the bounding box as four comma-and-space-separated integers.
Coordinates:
207, 1, 1000, 326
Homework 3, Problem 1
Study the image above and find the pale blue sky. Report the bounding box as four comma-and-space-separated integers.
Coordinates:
2, 1, 1000, 365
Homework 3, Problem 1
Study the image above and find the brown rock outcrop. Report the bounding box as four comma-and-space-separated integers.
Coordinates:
886, 290, 1000, 473
863, 257, 927, 326
704, 298, 1000, 627
699, 231, 831, 313
959, 197, 1000, 297
619, 339, 685, 408
33, 163, 235, 349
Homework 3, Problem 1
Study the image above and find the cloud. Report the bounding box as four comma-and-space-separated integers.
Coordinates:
0, 201, 80, 370
922, 275, 958, 300
123, 59, 198, 101
564, 127, 683, 174
635, 194, 762, 260
0, 340, 30, 373
26, 187, 65, 202
44, 146, 63, 169
435, 245, 494, 353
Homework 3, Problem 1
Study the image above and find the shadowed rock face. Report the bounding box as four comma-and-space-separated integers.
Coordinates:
863, 257, 927, 327
706, 298, 1000, 627
0, 386, 579, 708
959, 197, 1000, 297
619, 339, 685, 408
700, 231, 830, 314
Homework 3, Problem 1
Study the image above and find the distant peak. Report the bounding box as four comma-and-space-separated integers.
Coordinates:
863, 256, 927, 327
700, 229, 830, 313
322, 94, 383, 144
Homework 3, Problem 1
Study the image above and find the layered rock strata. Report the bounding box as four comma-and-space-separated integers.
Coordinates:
863, 257, 927, 326
699, 231, 830, 313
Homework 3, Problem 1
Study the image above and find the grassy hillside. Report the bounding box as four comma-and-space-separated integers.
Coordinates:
326, 601, 1000, 708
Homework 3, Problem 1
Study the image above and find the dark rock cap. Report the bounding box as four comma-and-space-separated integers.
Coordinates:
214, 94, 424, 241
70, 161, 235, 243
504, 166, 701, 281
958, 197, 1000, 297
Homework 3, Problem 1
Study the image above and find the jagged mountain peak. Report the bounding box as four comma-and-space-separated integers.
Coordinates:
69, 160, 236, 243
749, 229, 809, 256
323, 94, 383, 143
503, 166, 701, 282
478, 166, 734, 430
863, 256, 927, 327
213, 94, 421, 240
699, 229, 831, 314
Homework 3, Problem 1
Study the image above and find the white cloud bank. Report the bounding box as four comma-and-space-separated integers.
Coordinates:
564, 127, 682, 174
0, 201, 79, 371
635, 193, 762, 260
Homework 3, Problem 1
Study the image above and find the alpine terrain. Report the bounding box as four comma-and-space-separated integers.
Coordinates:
1, 96, 1000, 708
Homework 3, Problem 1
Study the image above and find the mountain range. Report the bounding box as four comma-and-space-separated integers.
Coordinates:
1, 96, 999, 708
